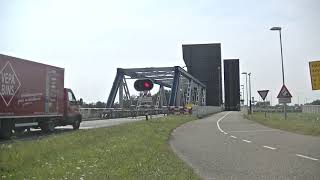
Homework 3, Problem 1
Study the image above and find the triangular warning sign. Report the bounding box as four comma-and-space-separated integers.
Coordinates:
258, 90, 269, 101
277, 85, 292, 98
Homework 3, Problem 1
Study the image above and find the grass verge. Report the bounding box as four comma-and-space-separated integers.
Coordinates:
244, 112, 320, 136
0, 116, 200, 180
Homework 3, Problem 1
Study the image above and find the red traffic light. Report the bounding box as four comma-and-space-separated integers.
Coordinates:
134, 79, 154, 91
144, 82, 151, 88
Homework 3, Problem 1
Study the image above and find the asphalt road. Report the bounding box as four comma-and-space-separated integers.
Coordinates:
68, 115, 155, 130
170, 111, 320, 180
1, 115, 164, 143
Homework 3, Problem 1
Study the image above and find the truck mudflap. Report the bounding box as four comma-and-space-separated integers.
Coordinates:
0, 119, 14, 139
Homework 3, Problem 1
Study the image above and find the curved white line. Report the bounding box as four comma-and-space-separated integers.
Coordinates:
216, 111, 232, 133
242, 139, 252, 143
263, 146, 277, 150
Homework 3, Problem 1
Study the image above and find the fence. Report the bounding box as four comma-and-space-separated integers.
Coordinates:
302, 105, 320, 113
80, 108, 168, 120
252, 107, 302, 113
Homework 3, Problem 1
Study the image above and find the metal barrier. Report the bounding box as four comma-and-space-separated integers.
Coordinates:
80, 108, 169, 120
302, 105, 320, 113
251, 106, 302, 113
192, 106, 223, 118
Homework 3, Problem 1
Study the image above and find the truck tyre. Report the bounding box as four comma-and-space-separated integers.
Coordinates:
0, 120, 13, 139
72, 118, 81, 130
40, 121, 55, 133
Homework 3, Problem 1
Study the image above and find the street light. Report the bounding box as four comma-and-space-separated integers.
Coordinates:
248, 72, 252, 114
241, 72, 248, 109
270, 26, 285, 85
270, 26, 287, 119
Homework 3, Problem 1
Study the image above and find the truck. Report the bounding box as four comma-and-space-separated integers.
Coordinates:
0, 54, 82, 139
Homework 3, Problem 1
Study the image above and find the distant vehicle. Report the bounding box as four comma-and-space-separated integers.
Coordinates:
0, 54, 82, 139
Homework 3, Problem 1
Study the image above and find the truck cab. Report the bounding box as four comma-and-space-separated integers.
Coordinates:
63, 88, 83, 129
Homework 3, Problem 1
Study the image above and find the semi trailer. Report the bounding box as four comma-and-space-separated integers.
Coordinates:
0, 54, 82, 139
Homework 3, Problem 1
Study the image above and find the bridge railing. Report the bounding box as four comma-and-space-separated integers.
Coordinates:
80, 108, 169, 120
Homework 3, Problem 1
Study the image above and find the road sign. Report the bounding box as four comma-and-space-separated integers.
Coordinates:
278, 98, 291, 103
277, 85, 292, 98
277, 85, 292, 104
309, 61, 320, 90
257, 90, 269, 101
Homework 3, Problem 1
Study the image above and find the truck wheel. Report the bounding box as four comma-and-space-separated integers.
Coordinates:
72, 119, 80, 130
0, 120, 13, 139
40, 121, 55, 133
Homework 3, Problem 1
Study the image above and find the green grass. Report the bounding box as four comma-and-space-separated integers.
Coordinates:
244, 112, 320, 136
0, 116, 200, 180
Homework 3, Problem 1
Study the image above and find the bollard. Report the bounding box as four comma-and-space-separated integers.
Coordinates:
145, 112, 149, 121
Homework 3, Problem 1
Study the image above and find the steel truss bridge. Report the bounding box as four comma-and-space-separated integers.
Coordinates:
106, 66, 207, 108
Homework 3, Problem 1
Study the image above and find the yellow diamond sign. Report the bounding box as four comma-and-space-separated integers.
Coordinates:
309, 61, 320, 90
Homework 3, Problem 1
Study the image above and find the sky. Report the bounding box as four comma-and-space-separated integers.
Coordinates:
1, 0, 319, 105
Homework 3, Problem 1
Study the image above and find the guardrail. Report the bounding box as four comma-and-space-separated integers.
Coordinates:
80, 108, 169, 120
252, 107, 302, 113
192, 106, 223, 118
80, 106, 219, 121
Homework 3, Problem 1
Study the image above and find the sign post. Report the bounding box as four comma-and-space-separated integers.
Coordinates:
258, 90, 269, 118
277, 85, 292, 120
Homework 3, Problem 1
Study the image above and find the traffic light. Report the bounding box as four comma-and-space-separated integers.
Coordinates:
134, 79, 154, 91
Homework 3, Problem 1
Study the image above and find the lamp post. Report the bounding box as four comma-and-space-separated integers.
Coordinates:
242, 72, 248, 113
270, 26, 287, 119
248, 73, 252, 114
241, 85, 245, 102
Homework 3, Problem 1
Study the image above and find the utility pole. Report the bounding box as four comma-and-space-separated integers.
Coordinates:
242, 72, 249, 114
248, 73, 252, 114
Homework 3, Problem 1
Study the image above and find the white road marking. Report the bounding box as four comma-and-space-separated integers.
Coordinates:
216, 112, 232, 133
55, 126, 93, 130
296, 154, 319, 161
263, 146, 277, 150
80, 127, 93, 129
228, 129, 278, 133
215, 112, 319, 163
242, 139, 252, 143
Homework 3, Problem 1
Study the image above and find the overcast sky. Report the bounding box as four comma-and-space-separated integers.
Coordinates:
1, 0, 319, 105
